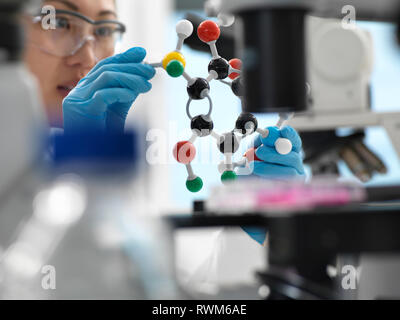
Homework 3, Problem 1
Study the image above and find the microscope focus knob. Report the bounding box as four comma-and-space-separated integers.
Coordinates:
311, 21, 372, 82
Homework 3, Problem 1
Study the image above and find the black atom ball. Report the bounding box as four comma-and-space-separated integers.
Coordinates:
235, 113, 258, 135
187, 78, 210, 100
218, 132, 240, 154
231, 77, 244, 97
208, 58, 230, 80
191, 115, 214, 137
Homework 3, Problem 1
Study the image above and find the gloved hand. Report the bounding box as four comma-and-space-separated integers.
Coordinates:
242, 125, 305, 245
63, 47, 155, 133
252, 125, 305, 179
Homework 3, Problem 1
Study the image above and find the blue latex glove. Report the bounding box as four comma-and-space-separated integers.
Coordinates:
63, 47, 155, 133
252, 125, 305, 178
242, 125, 305, 245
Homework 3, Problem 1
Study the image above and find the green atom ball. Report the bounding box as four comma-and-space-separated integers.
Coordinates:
221, 171, 237, 184
166, 60, 184, 78
186, 177, 203, 193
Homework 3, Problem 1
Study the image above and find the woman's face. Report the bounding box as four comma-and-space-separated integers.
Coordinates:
24, 0, 117, 127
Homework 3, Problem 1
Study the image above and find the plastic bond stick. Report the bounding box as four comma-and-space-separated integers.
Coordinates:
277, 113, 295, 129
207, 71, 218, 82
208, 41, 220, 59
176, 34, 186, 52
182, 71, 193, 83
189, 133, 198, 144
149, 62, 163, 68
185, 163, 196, 180
148, 19, 295, 192
224, 153, 234, 171
210, 131, 221, 141
256, 128, 269, 138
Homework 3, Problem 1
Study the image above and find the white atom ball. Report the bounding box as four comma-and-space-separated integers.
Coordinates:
275, 138, 292, 155
176, 19, 194, 38
217, 13, 235, 27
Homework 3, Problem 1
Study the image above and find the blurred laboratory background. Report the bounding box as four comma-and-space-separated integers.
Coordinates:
1, 0, 400, 300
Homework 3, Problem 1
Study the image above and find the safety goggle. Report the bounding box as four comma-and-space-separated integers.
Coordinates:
29, 9, 126, 59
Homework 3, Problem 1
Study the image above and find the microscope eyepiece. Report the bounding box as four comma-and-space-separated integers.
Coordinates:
237, 8, 309, 114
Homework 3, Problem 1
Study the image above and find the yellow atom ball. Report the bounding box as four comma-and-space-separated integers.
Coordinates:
162, 51, 186, 70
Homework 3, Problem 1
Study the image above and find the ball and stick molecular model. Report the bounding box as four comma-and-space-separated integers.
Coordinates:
149, 19, 293, 193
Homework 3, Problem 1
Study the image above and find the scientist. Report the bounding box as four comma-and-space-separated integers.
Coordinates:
23, 0, 305, 247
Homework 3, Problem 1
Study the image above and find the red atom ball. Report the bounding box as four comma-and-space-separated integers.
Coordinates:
229, 58, 242, 80
173, 141, 196, 164
197, 20, 221, 43
244, 147, 262, 163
